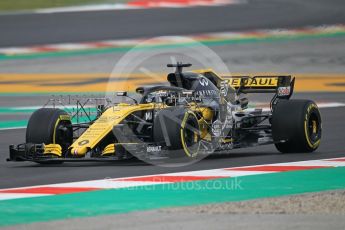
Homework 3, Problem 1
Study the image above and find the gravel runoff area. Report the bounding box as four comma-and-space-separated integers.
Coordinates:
163, 189, 345, 215
3, 189, 345, 230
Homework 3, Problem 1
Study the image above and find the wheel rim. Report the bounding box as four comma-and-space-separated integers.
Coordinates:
181, 113, 200, 157
306, 111, 321, 145
55, 120, 73, 151
305, 110, 321, 149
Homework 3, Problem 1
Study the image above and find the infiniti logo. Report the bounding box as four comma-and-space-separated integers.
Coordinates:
199, 78, 209, 87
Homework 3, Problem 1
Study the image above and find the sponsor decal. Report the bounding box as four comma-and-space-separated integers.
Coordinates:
220, 80, 229, 96
199, 78, 209, 87
229, 77, 278, 88
195, 89, 218, 97
145, 111, 153, 121
78, 140, 89, 146
224, 115, 233, 129
218, 142, 233, 150
97, 116, 121, 123
212, 119, 222, 137
277, 86, 291, 96
223, 103, 234, 129
156, 91, 168, 97
59, 115, 71, 120
147, 145, 162, 153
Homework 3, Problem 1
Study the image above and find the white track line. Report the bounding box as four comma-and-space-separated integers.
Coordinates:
35, 4, 140, 14
1, 157, 345, 201
33, 0, 243, 14
0, 24, 343, 55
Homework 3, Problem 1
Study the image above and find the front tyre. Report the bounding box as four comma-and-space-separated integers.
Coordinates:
272, 100, 321, 153
154, 108, 201, 159
26, 108, 73, 164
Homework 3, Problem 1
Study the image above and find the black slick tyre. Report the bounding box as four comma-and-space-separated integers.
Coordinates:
272, 100, 321, 153
26, 108, 73, 164
153, 107, 201, 158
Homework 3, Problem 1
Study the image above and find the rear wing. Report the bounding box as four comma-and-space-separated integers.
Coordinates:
192, 70, 295, 98
223, 75, 295, 98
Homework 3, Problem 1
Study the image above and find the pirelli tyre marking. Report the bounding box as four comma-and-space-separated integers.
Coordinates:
53, 115, 71, 144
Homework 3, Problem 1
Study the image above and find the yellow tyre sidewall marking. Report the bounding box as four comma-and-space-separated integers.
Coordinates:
53, 115, 71, 144
304, 103, 321, 149
180, 111, 200, 158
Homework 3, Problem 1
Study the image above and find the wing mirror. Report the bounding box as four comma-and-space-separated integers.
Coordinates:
116, 91, 138, 104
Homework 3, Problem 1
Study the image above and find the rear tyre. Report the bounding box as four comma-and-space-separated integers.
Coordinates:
272, 100, 321, 153
26, 108, 73, 164
154, 108, 201, 159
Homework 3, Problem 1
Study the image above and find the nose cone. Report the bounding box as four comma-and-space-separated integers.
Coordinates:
71, 146, 88, 156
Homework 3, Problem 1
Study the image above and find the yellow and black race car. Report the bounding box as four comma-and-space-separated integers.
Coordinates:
8, 63, 322, 164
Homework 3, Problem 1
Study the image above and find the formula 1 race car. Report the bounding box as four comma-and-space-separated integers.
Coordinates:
8, 63, 322, 164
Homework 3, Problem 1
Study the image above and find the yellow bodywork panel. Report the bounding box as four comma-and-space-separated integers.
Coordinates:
43, 144, 62, 157
102, 143, 116, 156
70, 103, 155, 156
192, 69, 215, 74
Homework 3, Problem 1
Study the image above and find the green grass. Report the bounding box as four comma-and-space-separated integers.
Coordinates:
0, 0, 129, 12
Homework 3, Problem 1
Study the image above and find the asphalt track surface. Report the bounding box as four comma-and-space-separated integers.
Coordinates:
0, 102, 344, 189
0, 0, 345, 47
0, 0, 344, 191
